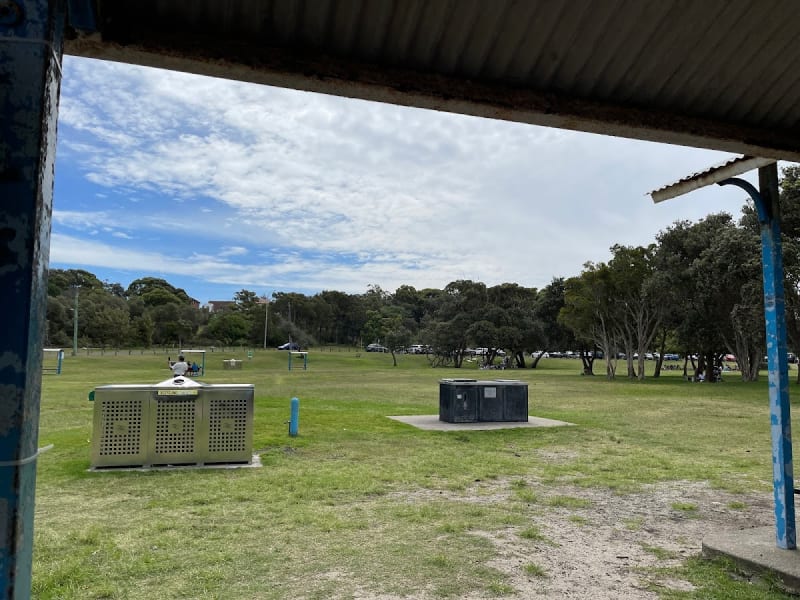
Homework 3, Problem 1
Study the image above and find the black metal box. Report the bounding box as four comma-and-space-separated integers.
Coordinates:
439, 379, 528, 423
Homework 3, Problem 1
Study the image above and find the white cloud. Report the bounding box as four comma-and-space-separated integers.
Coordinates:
53, 55, 781, 302
219, 246, 248, 257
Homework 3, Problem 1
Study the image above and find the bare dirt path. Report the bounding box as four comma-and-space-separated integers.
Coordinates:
469, 479, 772, 599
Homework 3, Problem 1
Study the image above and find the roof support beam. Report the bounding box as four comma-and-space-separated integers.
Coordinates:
718, 166, 796, 550
651, 159, 796, 550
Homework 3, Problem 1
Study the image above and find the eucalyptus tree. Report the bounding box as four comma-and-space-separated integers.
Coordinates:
560, 264, 620, 379
607, 244, 667, 380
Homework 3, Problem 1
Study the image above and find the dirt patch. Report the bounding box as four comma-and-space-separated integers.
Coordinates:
476, 480, 772, 599
393, 479, 773, 598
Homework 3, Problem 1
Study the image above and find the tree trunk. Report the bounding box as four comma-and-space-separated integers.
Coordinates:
531, 353, 543, 368
704, 351, 715, 383
580, 349, 594, 375
605, 356, 617, 379
653, 329, 668, 378
636, 355, 646, 381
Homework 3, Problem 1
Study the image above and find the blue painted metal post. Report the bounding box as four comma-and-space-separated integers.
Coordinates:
0, 0, 67, 596
289, 397, 299, 436
719, 165, 796, 549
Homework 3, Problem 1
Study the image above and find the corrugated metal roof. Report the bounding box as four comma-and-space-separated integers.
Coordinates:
66, 0, 800, 159
649, 156, 776, 203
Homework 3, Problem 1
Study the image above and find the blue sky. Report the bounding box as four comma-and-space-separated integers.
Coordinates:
51, 55, 772, 305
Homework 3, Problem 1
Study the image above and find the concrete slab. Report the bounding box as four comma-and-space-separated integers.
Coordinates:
702, 526, 800, 593
387, 414, 574, 431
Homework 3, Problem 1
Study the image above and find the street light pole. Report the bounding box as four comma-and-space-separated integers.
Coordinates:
72, 286, 79, 356
264, 293, 269, 350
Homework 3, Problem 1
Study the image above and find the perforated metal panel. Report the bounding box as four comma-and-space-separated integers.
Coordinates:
206, 397, 252, 462
151, 397, 198, 464
91, 390, 148, 467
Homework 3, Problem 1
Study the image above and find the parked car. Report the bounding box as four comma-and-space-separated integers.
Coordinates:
366, 343, 389, 352
277, 342, 300, 350
407, 344, 427, 354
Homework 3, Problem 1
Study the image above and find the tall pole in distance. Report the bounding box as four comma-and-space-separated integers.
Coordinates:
264, 293, 269, 350
72, 286, 79, 356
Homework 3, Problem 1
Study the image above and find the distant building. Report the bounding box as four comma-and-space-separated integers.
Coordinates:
206, 300, 236, 313
189, 297, 200, 309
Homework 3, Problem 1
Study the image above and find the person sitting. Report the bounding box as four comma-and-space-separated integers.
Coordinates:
170, 355, 189, 378
189, 361, 200, 375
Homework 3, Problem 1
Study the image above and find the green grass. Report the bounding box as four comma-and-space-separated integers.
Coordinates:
29, 350, 795, 598
523, 562, 548, 577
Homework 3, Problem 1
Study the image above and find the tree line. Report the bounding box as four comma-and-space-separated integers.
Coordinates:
45, 167, 800, 381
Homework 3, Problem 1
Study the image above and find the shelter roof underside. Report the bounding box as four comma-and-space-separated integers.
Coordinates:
65, 0, 800, 160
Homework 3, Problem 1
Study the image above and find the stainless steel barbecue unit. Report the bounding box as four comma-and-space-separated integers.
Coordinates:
90, 377, 254, 468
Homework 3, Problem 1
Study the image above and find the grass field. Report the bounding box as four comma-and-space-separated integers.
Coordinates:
30, 350, 796, 599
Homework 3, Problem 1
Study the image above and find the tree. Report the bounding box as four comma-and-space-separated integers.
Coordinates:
532, 278, 574, 368
656, 214, 760, 382
126, 277, 192, 304
560, 264, 620, 379
48, 269, 104, 296
233, 289, 260, 311
607, 244, 665, 380
205, 311, 250, 345
428, 280, 488, 368
743, 165, 800, 382
486, 283, 542, 368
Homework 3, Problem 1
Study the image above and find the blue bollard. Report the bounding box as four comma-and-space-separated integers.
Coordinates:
289, 397, 299, 436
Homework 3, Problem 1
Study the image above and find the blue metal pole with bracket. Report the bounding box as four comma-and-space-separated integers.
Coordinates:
719, 164, 796, 549
0, 0, 69, 595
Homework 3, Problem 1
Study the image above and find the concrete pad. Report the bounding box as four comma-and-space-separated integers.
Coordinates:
702, 526, 800, 593
387, 414, 574, 431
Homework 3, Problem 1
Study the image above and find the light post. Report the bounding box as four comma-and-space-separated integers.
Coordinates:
264, 293, 269, 350
71, 285, 80, 356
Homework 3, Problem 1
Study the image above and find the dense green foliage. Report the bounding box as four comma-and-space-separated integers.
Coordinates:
46, 168, 800, 382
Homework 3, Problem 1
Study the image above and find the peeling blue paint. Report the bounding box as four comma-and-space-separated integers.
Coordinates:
719, 171, 796, 550
0, 0, 66, 596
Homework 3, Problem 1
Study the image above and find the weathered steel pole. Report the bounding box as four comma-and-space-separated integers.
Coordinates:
719, 163, 796, 549
0, 0, 66, 596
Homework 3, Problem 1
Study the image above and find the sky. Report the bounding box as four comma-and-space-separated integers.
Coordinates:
50, 55, 778, 305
